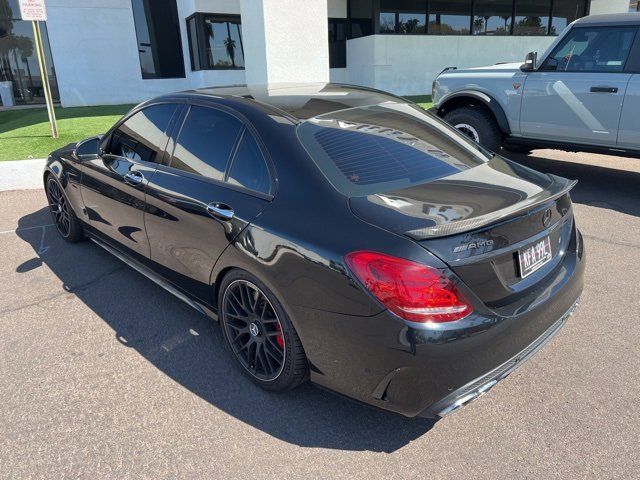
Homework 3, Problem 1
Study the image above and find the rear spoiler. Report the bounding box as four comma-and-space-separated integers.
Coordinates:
405, 175, 577, 240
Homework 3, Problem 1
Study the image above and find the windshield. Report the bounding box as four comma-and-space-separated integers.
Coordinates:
296, 102, 492, 197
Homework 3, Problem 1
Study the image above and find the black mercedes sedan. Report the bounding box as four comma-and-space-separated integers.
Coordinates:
44, 83, 584, 418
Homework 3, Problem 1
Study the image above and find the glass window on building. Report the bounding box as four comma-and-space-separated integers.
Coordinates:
551, 0, 587, 34
186, 14, 244, 70
473, 0, 513, 35
348, 0, 374, 38
328, 18, 347, 68
379, 0, 426, 34
131, 0, 185, 79
0, 0, 59, 106
428, 0, 473, 35
514, 0, 551, 35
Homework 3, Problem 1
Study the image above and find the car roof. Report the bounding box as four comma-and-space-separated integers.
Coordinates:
573, 13, 640, 27
161, 83, 407, 121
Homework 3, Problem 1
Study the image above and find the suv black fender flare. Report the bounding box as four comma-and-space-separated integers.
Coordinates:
436, 90, 511, 135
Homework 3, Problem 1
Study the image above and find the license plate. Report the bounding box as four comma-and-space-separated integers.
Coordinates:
518, 236, 552, 278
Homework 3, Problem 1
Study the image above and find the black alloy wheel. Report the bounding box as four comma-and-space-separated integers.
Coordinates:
222, 279, 286, 381
45, 176, 84, 242
47, 177, 71, 238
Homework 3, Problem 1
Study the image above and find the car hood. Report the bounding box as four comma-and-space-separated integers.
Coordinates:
349, 155, 576, 240
444, 62, 523, 75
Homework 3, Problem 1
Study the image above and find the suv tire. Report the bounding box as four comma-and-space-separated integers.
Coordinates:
444, 106, 503, 153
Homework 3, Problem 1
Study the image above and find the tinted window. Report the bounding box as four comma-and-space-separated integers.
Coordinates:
513, 0, 551, 35
297, 103, 488, 196
428, 0, 472, 35
544, 27, 638, 72
186, 14, 244, 71
227, 130, 271, 194
473, 0, 513, 35
379, 0, 426, 34
171, 106, 243, 180
328, 18, 347, 68
131, 0, 185, 78
348, 0, 374, 38
108, 104, 177, 163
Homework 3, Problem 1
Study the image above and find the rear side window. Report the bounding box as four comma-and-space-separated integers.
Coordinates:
227, 130, 271, 195
297, 103, 487, 196
108, 103, 177, 163
170, 105, 243, 180
543, 26, 638, 72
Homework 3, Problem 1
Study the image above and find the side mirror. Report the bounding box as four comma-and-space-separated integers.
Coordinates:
74, 135, 102, 159
520, 51, 537, 72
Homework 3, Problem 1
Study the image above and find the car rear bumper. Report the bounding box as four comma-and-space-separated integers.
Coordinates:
298, 229, 585, 418
420, 298, 579, 418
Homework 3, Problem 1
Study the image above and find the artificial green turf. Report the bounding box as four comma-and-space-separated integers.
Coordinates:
0, 104, 134, 161
405, 95, 433, 110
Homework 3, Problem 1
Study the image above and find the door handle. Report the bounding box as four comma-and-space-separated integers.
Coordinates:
206, 202, 234, 221
123, 171, 143, 186
590, 86, 618, 93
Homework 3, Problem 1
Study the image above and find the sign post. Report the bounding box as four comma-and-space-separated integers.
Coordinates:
19, 0, 58, 138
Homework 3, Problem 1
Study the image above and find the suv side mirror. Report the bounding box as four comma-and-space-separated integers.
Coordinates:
520, 51, 537, 72
74, 135, 103, 159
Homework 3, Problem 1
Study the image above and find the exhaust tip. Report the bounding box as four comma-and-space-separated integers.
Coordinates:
437, 379, 498, 417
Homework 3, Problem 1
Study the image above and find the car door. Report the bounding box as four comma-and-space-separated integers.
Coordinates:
81, 103, 180, 258
616, 32, 640, 150
144, 103, 274, 304
520, 25, 637, 146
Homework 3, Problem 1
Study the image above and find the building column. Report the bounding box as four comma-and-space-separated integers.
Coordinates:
239, 0, 329, 85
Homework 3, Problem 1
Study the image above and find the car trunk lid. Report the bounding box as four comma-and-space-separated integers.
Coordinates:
349, 156, 577, 305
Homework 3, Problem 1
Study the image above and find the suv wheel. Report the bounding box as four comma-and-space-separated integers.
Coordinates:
444, 106, 503, 153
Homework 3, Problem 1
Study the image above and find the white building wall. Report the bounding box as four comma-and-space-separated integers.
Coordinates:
346, 35, 558, 96
45, 0, 245, 107
589, 0, 630, 14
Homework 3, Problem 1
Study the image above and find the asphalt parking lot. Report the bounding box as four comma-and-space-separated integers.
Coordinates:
1, 149, 639, 479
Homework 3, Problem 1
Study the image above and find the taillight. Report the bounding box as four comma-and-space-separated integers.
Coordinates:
345, 251, 472, 323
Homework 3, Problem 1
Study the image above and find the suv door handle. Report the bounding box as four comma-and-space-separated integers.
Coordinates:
123, 171, 144, 186
590, 86, 618, 93
206, 202, 234, 221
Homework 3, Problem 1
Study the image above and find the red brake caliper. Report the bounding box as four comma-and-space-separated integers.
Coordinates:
275, 322, 284, 349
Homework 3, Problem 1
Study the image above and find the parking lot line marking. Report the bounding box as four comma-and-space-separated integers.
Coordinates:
0, 223, 54, 235
37, 225, 50, 255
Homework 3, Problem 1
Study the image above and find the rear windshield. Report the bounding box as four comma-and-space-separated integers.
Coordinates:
297, 103, 491, 196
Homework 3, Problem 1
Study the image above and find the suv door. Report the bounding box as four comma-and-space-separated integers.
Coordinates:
616, 31, 640, 150
519, 25, 637, 146
81, 103, 179, 258
144, 103, 274, 305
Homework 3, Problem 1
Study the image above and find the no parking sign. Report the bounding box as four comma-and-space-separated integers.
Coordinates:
18, 0, 47, 21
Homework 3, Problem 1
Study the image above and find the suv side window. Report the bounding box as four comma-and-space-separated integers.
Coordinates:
170, 105, 243, 181
227, 129, 271, 195
108, 103, 177, 163
543, 26, 638, 73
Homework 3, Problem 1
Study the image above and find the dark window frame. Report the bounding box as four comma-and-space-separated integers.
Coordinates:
345, 0, 591, 38
130, 0, 186, 79
186, 13, 245, 71
328, 17, 348, 68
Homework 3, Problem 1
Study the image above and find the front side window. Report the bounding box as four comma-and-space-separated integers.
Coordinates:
170, 106, 243, 180
543, 26, 638, 72
131, 0, 185, 78
186, 14, 245, 71
108, 104, 178, 163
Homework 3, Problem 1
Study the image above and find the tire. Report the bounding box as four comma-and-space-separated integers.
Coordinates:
503, 143, 533, 155
444, 106, 503, 153
218, 269, 308, 392
45, 175, 84, 243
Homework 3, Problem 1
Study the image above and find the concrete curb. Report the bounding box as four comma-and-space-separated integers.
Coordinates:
0, 159, 47, 191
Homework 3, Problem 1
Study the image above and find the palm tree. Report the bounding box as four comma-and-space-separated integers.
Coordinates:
224, 37, 236, 68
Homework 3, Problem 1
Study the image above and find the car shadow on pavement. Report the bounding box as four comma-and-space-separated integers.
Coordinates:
16, 207, 436, 453
503, 151, 640, 217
